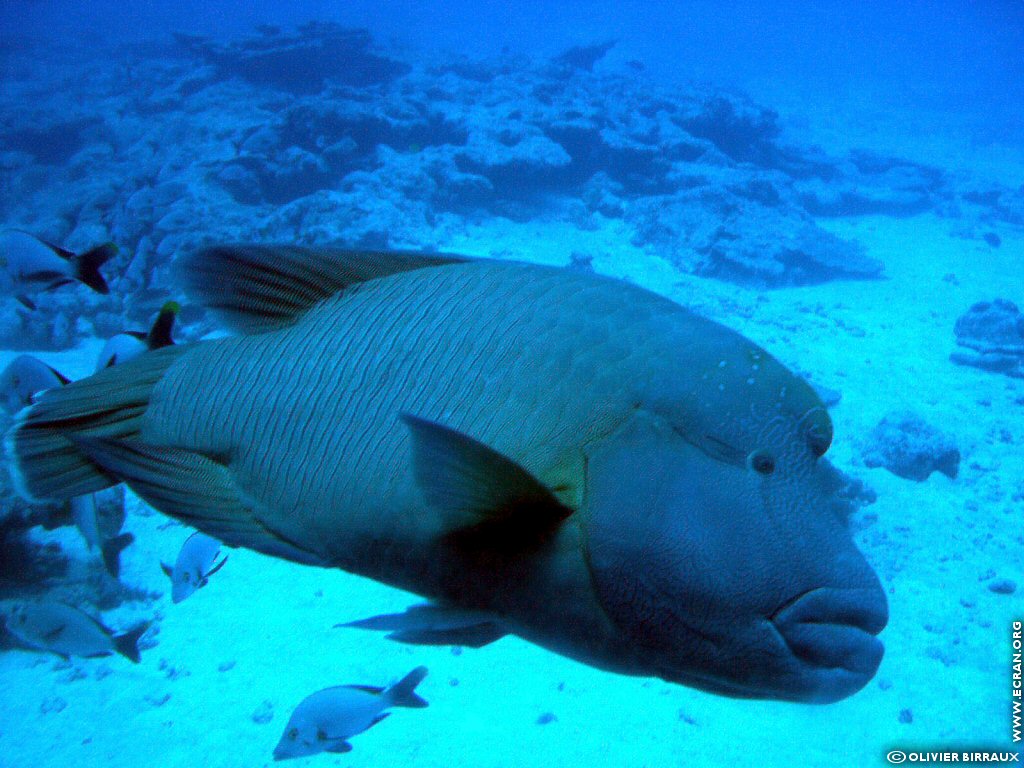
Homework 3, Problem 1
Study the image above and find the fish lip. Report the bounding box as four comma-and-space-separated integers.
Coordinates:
770, 587, 887, 678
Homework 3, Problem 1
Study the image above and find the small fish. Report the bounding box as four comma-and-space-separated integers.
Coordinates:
161, 531, 227, 603
273, 666, 428, 761
70, 492, 134, 578
4, 602, 148, 663
0, 230, 115, 309
0, 354, 68, 415
95, 301, 179, 370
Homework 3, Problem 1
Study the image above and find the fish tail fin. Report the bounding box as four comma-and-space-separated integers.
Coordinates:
73, 242, 117, 295
147, 301, 179, 350
386, 666, 429, 708
101, 532, 135, 579
112, 621, 149, 664
4, 345, 187, 503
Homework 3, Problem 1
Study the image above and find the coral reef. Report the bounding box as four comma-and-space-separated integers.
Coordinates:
0, 24, 1018, 348
861, 411, 961, 482
950, 299, 1024, 379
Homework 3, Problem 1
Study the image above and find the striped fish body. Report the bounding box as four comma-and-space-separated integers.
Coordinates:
148, 261, 704, 661
12, 249, 883, 701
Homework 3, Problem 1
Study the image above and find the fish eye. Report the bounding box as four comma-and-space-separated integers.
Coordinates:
288, 728, 299, 741
183, 573, 192, 584
807, 426, 831, 457
747, 450, 775, 475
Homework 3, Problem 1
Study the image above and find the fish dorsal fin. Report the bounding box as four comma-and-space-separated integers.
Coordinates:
176, 245, 471, 334
46, 364, 70, 386
401, 414, 572, 552
346, 684, 385, 695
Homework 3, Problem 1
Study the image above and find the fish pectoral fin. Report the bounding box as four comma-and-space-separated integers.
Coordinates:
70, 437, 325, 567
15, 294, 37, 310
160, 562, 174, 579
322, 740, 353, 754
42, 623, 67, 642
175, 245, 472, 334
401, 414, 572, 549
337, 603, 507, 649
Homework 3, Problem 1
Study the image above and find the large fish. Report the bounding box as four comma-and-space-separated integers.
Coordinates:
6, 246, 887, 703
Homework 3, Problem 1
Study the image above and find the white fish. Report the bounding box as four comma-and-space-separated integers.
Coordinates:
0, 354, 68, 415
161, 531, 227, 603
4, 602, 148, 662
273, 666, 428, 760
95, 301, 179, 371
0, 230, 115, 309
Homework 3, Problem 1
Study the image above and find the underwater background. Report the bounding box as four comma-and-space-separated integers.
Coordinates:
1, 1, 1022, 766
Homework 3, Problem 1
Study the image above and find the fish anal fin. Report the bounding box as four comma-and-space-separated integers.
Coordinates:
175, 245, 471, 334
388, 623, 506, 648
70, 437, 324, 567
338, 603, 507, 649
401, 414, 572, 550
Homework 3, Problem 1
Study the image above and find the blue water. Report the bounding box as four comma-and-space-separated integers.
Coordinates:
1, 1, 1022, 766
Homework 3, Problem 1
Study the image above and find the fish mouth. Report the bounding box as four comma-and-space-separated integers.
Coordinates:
770, 587, 887, 702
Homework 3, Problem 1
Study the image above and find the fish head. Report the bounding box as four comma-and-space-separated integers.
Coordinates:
581, 408, 887, 703
168, 567, 201, 603
273, 722, 323, 761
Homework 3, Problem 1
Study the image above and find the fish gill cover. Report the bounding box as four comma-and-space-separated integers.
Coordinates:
0, 10, 1022, 768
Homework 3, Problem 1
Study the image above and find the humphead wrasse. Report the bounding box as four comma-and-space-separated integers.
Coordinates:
6, 246, 887, 703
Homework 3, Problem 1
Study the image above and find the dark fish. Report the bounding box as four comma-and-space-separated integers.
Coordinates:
0, 354, 68, 415
4, 602, 148, 662
70, 492, 133, 578
95, 301, 179, 370
273, 666, 428, 760
0, 230, 115, 309
7, 246, 887, 703
161, 531, 227, 603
